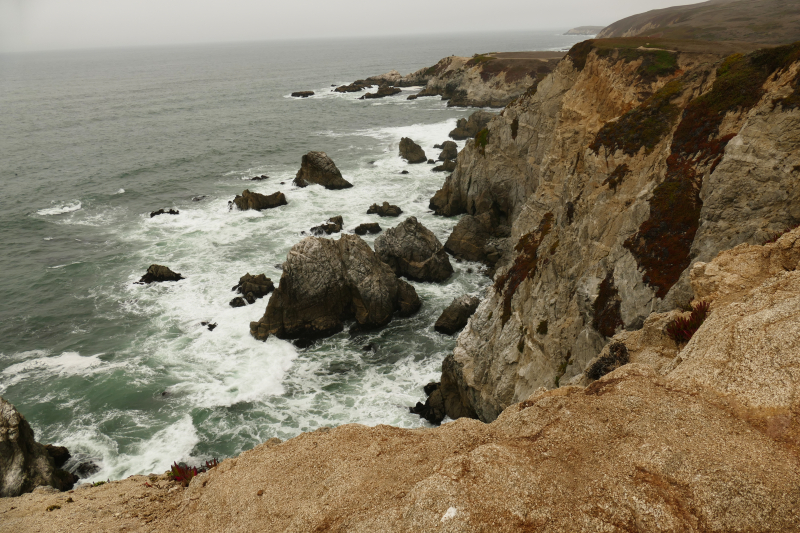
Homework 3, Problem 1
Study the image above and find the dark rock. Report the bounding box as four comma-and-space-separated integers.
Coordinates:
360, 86, 402, 99
432, 160, 457, 173
437, 140, 458, 161
138, 264, 184, 284
249, 175, 269, 181
374, 216, 453, 282
400, 170, 409, 175
407, 95, 418, 100
434, 295, 481, 335
250, 235, 421, 342
367, 202, 403, 217
149, 208, 179, 218
293, 338, 316, 349
232, 273, 275, 301
291, 91, 315, 98
293, 152, 352, 189
201, 321, 217, 331
75, 461, 100, 478
0, 398, 76, 496
362, 343, 375, 352
409, 382, 446, 425
399, 138, 427, 164
311, 216, 344, 235
231, 190, 287, 211
192, 195, 208, 202
230, 297, 247, 308
427, 159, 435, 164
43, 445, 70, 469
335, 80, 373, 93
586, 342, 630, 381
444, 212, 508, 266
448, 110, 496, 140
354, 222, 382, 235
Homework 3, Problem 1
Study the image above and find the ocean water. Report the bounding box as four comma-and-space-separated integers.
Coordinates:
0, 31, 587, 481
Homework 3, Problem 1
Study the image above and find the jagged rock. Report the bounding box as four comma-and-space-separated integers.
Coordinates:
398, 138, 426, 164
291, 91, 314, 98
75, 461, 99, 478
367, 202, 402, 217
432, 160, 456, 173
149, 208, 179, 218
230, 297, 247, 308
192, 195, 208, 202
360, 86, 401, 99
434, 295, 480, 335
311, 216, 344, 235
293, 152, 352, 189
138, 265, 184, 284
231, 273, 274, 307
374, 217, 453, 282
437, 141, 458, 161
409, 382, 446, 424
250, 235, 421, 341
334, 80, 373, 93
43, 445, 70, 469
230, 190, 288, 211
443, 212, 509, 266
249, 175, 269, 181
201, 321, 217, 331
1, 398, 76, 497
354, 222, 382, 235
448, 110, 495, 140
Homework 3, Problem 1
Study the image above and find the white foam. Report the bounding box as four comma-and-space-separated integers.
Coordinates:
37, 201, 81, 216
115, 188, 125, 194
1, 352, 107, 391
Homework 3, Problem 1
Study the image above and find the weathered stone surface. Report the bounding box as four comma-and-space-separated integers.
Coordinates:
448, 110, 495, 140
374, 217, 453, 282
149, 208, 179, 218
354, 222, 382, 235
231, 190, 287, 211
359, 86, 401, 99
431, 160, 456, 173
293, 152, 352, 189
138, 265, 184, 284
436, 140, 458, 161
1, 398, 76, 497
250, 234, 420, 341
443, 212, 509, 266
311, 216, 343, 235
367, 202, 402, 217
434, 295, 480, 335
398, 138, 426, 164
291, 91, 314, 98
409, 382, 446, 425
231, 273, 274, 306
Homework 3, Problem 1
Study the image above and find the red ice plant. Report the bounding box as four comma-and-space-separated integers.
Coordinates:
666, 301, 710, 344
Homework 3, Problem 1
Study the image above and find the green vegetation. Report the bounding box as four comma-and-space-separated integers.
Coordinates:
466, 54, 494, 67
591, 80, 683, 156
602, 164, 631, 192
475, 128, 490, 156
586, 342, 629, 381
494, 213, 554, 325
597, 48, 679, 81
567, 40, 595, 72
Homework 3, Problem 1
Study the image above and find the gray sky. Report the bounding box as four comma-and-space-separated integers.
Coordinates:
0, 0, 706, 53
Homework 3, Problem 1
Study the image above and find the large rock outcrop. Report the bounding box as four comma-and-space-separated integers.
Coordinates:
398, 138, 426, 164
293, 152, 352, 189
447, 110, 495, 140
374, 217, 453, 282
434, 40, 800, 422
230, 190, 287, 211
1, 398, 75, 497
250, 235, 421, 341
434, 295, 480, 335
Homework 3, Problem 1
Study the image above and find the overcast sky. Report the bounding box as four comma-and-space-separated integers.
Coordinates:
0, 0, 706, 53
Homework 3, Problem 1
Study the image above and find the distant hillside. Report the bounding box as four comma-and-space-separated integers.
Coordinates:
564, 26, 606, 36
597, 0, 800, 44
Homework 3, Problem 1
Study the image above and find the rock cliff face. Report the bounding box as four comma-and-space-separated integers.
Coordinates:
435, 39, 800, 422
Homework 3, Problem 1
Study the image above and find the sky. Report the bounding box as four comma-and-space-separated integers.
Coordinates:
0, 0, 707, 53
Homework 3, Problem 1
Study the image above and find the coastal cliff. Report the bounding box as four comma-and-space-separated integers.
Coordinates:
434, 39, 800, 421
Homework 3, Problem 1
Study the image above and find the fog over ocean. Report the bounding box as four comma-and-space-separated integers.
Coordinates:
0, 30, 587, 481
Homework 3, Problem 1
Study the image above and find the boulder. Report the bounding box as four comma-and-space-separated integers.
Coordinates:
399, 138, 426, 164
293, 152, 352, 190
434, 295, 481, 335
448, 110, 495, 140
409, 382, 446, 425
149, 208, 179, 218
311, 216, 344, 235
444, 212, 509, 266
250, 235, 421, 341
360, 86, 401, 99
291, 91, 314, 98
230, 190, 288, 211
374, 217, 454, 282
334, 80, 373, 93
432, 160, 456, 173
1, 398, 76, 497
354, 222, 382, 235
367, 202, 402, 217
437, 140, 458, 161
231, 273, 275, 305
138, 265, 184, 284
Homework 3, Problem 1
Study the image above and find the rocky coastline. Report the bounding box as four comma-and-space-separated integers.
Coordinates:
5, 3, 800, 529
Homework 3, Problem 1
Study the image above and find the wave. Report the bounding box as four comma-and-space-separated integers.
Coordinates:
37, 201, 82, 216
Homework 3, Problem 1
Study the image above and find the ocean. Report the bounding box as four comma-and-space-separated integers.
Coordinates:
0, 30, 587, 481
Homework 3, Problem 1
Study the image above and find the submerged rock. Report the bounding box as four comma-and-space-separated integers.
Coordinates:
399, 138, 427, 164
434, 295, 480, 335
250, 234, 421, 341
448, 110, 495, 140
293, 152, 353, 189
138, 265, 184, 284
249, 175, 269, 181
291, 91, 314, 98
354, 222, 382, 235
230, 190, 288, 211
0, 398, 77, 497
360, 86, 401, 99
149, 208, 179, 218
367, 202, 402, 217
231, 273, 275, 306
311, 216, 344, 235
374, 217, 453, 282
